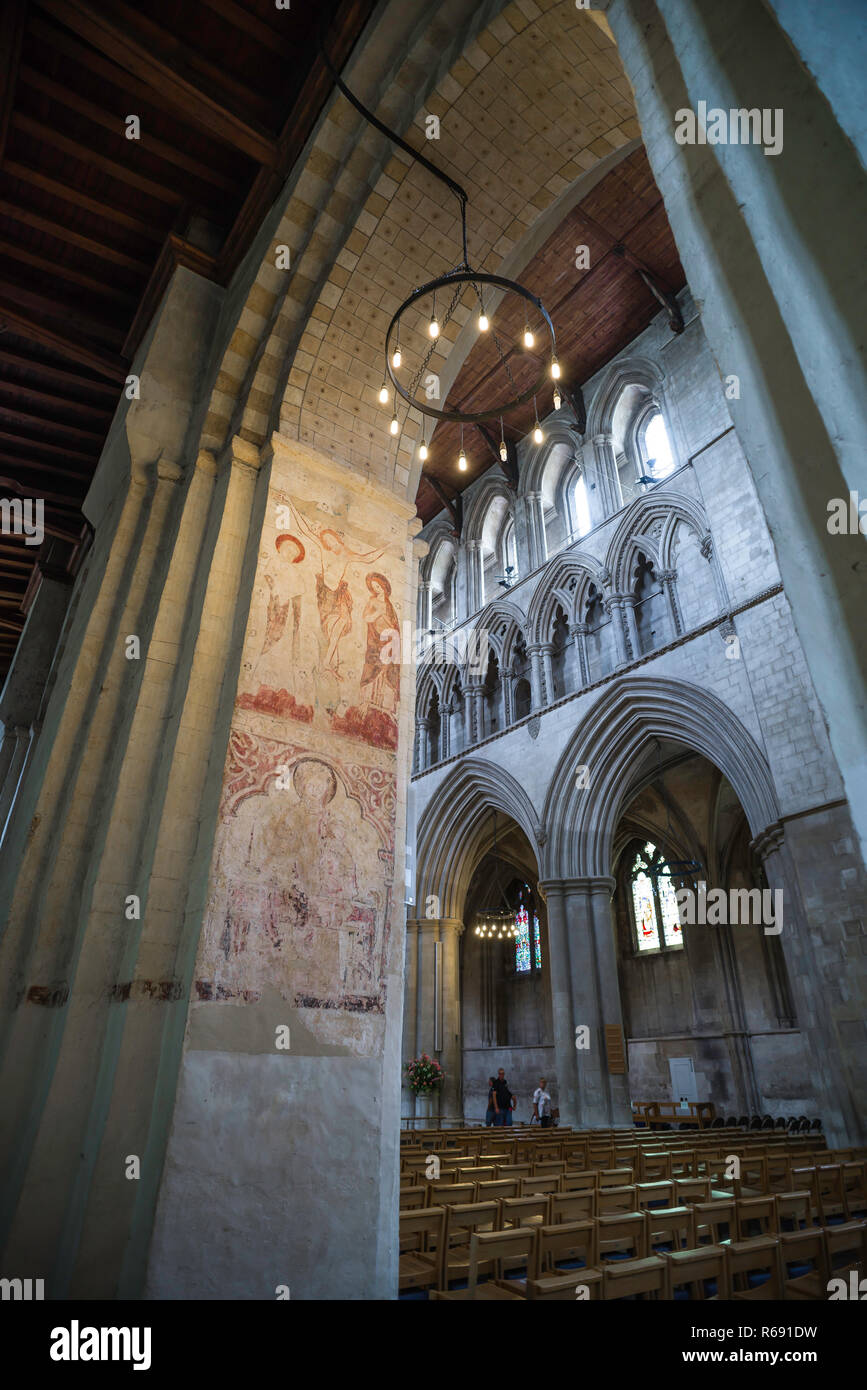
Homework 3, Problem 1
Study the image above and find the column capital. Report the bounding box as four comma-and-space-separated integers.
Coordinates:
540, 875, 617, 897
591, 432, 614, 447
750, 821, 785, 861
222, 434, 263, 475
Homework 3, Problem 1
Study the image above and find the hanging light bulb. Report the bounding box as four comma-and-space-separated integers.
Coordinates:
419, 440, 428, 461
553, 385, 562, 411
532, 396, 544, 445
523, 326, 535, 349
478, 308, 489, 331
390, 410, 399, 436
392, 346, 402, 370
551, 356, 561, 380
499, 417, 507, 463
429, 292, 439, 338
458, 425, 467, 471
378, 382, 388, 404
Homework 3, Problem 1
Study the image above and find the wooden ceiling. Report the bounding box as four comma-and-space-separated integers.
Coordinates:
0, 0, 377, 682
415, 147, 686, 523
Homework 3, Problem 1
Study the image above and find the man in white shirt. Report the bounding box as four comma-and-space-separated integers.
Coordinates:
532, 1078, 553, 1129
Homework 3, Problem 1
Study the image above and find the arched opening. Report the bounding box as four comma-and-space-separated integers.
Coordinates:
632, 551, 669, 653
549, 603, 570, 700
612, 742, 804, 1121
461, 824, 553, 1124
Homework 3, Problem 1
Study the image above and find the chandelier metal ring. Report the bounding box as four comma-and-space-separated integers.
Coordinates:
385, 269, 557, 426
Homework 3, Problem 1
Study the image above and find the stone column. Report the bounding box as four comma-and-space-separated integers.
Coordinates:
570, 621, 589, 687
605, 596, 630, 666
466, 538, 483, 613
524, 492, 547, 569
539, 642, 555, 706
588, 433, 623, 522
402, 918, 420, 1124
753, 822, 865, 1144
415, 716, 430, 772
659, 569, 683, 637
417, 578, 432, 634
537, 882, 582, 1127
527, 644, 544, 711
439, 918, 463, 1122
606, 0, 867, 863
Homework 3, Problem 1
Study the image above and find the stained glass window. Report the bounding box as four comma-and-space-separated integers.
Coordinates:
630, 841, 684, 954
533, 914, 542, 970
515, 905, 531, 973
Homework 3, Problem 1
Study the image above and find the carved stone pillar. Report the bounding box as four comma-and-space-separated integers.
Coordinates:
539, 642, 555, 706
570, 621, 589, 687
527, 644, 544, 712
417, 578, 432, 633
605, 596, 630, 666
540, 877, 632, 1127
415, 716, 430, 772
659, 568, 683, 636
524, 491, 547, 569
589, 432, 623, 522
466, 538, 483, 613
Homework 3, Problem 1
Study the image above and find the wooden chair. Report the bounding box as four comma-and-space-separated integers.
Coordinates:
496, 1164, 531, 1181
598, 1166, 632, 1189
526, 1222, 602, 1300
646, 1205, 696, 1254
439, 1201, 501, 1291
533, 1160, 567, 1176
550, 1190, 596, 1223
775, 1190, 812, 1233
475, 1179, 520, 1203
521, 1174, 561, 1198
726, 1236, 784, 1299
431, 1227, 534, 1300
426, 1181, 475, 1208
842, 1161, 867, 1219
667, 1245, 730, 1300
560, 1170, 598, 1193
400, 1184, 426, 1210
457, 1165, 495, 1186
694, 1197, 736, 1246
675, 1178, 710, 1205
399, 1206, 446, 1293
635, 1180, 675, 1211
736, 1195, 777, 1239
816, 1164, 847, 1222
598, 1211, 648, 1262
598, 1184, 637, 1216
602, 1254, 668, 1299
534, 1218, 598, 1274
824, 1220, 867, 1281
500, 1195, 551, 1230
640, 1151, 672, 1182
780, 1228, 827, 1299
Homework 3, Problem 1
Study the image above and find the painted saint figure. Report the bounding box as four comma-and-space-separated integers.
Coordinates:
359, 572, 400, 718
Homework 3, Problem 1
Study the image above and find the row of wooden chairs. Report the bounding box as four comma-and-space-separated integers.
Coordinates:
401, 1200, 867, 1300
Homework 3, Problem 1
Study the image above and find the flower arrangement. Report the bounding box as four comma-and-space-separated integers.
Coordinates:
405, 1053, 444, 1095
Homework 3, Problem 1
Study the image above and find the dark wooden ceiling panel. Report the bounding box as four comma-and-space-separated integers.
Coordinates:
415, 147, 687, 523
0, 0, 378, 682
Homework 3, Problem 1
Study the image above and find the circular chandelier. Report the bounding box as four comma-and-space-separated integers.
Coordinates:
473, 910, 518, 941
317, 30, 561, 461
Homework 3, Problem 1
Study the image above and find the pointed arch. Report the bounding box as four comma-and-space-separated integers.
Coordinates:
526, 550, 610, 644
542, 676, 780, 879
585, 355, 666, 438
605, 488, 713, 593
415, 757, 545, 920
474, 596, 528, 670
463, 474, 515, 546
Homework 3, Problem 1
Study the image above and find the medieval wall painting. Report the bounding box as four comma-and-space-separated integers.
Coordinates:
196, 732, 395, 1020
236, 492, 401, 752
194, 459, 409, 1049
